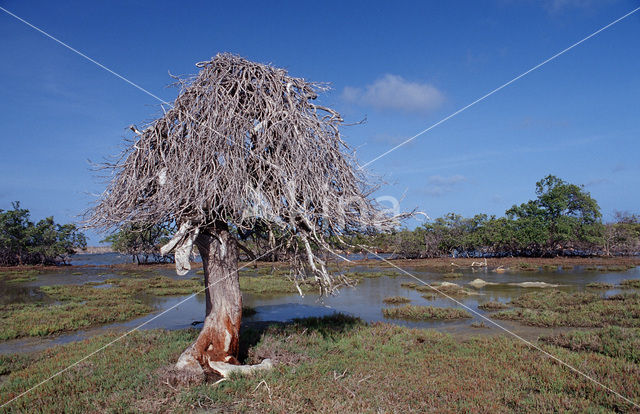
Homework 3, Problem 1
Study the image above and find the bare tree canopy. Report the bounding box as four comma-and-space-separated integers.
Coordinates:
88, 53, 402, 293
87, 53, 406, 376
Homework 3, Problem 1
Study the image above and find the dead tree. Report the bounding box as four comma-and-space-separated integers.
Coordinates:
86, 53, 404, 376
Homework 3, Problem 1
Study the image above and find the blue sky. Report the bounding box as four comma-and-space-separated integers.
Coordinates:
1, 0, 639, 244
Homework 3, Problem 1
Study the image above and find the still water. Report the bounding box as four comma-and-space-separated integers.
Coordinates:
0, 253, 638, 354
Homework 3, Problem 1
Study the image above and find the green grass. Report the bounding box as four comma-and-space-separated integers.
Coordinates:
239, 274, 315, 295
401, 281, 476, 297
600, 266, 629, 272
0, 276, 204, 340
586, 282, 614, 289
540, 326, 640, 364
382, 305, 471, 321
0, 286, 153, 340
429, 283, 477, 297
382, 296, 411, 304
493, 290, 640, 328
620, 279, 640, 289
105, 276, 201, 296
478, 301, 510, 311
442, 272, 463, 279
517, 262, 538, 271
0, 270, 39, 284
1, 316, 639, 412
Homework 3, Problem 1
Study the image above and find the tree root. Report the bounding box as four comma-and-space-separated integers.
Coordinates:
175, 343, 273, 379
207, 359, 273, 378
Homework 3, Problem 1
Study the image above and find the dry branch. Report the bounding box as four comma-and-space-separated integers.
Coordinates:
86, 53, 407, 294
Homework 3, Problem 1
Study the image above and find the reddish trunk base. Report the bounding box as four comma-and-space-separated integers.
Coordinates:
175, 224, 242, 376
193, 313, 241, 367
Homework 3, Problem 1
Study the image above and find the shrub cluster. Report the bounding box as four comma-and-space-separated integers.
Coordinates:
0, 202, 86, 265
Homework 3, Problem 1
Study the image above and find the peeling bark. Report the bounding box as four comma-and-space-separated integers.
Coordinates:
176, 222, 242, 375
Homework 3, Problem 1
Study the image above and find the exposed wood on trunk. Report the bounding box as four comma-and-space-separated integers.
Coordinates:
175, 222, 242, 375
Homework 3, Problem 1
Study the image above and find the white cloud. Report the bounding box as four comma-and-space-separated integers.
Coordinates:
422, 174, 467, 196
342, 74, 445, 114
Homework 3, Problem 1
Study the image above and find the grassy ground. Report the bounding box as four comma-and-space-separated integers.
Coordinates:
492, 290, 640, 328
0, 276, 207, 340
0, 270, 40, 284
477, 301, 510, 311
239, 274, 315, 295
540, 326, 640, 364
382, 305, 471, 320
382, 296, 411, 304
352, 256, 640, 270
3, 255, 638, 278
621, 279, 640, 289
0, 266, 403, 340
1, 315, 639, 413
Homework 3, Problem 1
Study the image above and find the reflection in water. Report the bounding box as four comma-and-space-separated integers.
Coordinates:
0, 255, 638, 355
0, 282, 49, 305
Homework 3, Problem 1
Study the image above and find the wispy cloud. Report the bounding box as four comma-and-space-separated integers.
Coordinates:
342, 74, 445, 114
585, 177, 610, 187
422, 174, 467, 196
544, 0, 617, 13
612, 163, 626, 173
369, 132, 416, 146
518, 116, 569, 130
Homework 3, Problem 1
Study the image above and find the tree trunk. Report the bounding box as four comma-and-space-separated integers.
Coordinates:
175, 222, 242, 375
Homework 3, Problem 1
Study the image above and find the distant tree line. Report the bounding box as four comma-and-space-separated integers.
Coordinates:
102, 175, 640, 262
0, 202, 87, 266
348, 175, 640, 258
102, 223, 174, 264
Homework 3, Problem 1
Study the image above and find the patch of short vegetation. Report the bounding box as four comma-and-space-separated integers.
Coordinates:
492, 290, 640, 328
382, 305, 471, 321
517, 262, 538, 271
430, 283, 477, 297
605, 265, 628, 272
586, 282, 614, 289
470, 321, 489, 329
106, 276, 202, 296
2, 317, 639, 412
478, 301, 509, 311
0, 269, 39, 284
0, 285, 152, 340
540, 326, 640, 363
239, 274, 315, 295
382, 296, 411, 304
442, 272, 463, 279
401, 281, 476, 298
0, 276, 204, 340
620, 279, 640, 289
